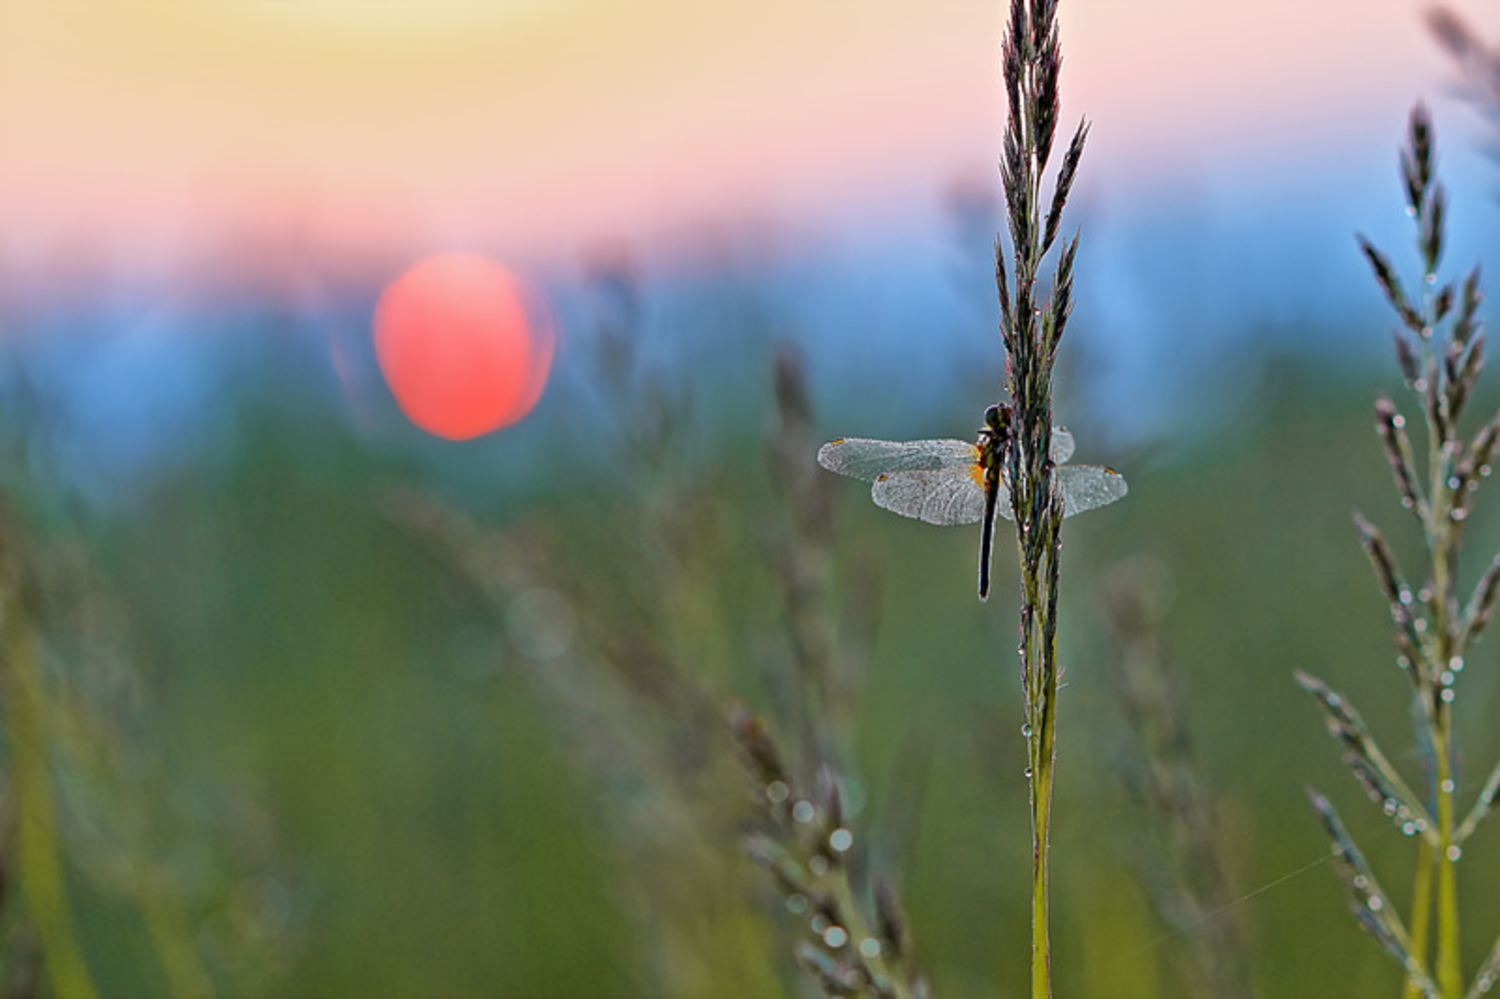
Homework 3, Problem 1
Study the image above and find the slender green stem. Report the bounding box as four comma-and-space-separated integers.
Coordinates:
1419, 286, 1463, 999
1030, 678, 1056, 999
1020, 534, 1059, 999
1405, 840, 1434, 999
1433, 716, 1461, 997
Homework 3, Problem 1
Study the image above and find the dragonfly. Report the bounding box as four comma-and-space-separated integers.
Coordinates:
817, 404, 1127, 599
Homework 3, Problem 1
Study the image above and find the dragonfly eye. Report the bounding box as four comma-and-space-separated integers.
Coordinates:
984, 404, 1015, 436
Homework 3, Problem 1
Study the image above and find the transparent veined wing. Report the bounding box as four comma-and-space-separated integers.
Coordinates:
870, 467, 988, 525
817, 438, 978, 482
1050, 428, 1075, 464
989, 464, 1127, 521
1057, 465, 1128, 517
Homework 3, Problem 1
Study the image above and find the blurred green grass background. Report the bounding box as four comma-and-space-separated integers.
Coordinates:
6, 328, 1499, 997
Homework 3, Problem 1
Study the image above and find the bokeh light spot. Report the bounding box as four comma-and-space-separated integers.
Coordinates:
373, 253, 554, 441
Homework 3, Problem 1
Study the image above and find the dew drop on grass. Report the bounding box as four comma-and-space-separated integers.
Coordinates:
1403, 822, 1419, 836
823, 925, 849, 948
1368, 896, 1384, 912
1441, 671, 1456, 686
1448, 476, 1463, 489
1441, 779, 1456, 794
1353, 874, 1369, 889
1383, 799, 1398, 815
1392, 413, 1407, 428
768, 781, 791, 804
1451, 656, 1466, 672
860, 938, 882, 959
792, 800, 816, 823
1398, 588, 1414, 606
810, 914, 828, 934
787, 894, 809, 915
1453, 508, 1468, 522
1397, 655, 1412, 670
1447, 845, 1463, 862
1023, 767, 1034, 779
829, 828, 854, 853
1483, 464, 1494, 478
1021, 724, 1033, 739
1442, 688, 1456, 703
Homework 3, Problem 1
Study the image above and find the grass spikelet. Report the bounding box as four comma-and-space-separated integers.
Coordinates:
1295, 671, 1434, 838
1307, 790, 1439, 997
1360, 238, 1426, 333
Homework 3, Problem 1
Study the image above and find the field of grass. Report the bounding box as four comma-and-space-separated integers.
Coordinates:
7, 3, 1500, 997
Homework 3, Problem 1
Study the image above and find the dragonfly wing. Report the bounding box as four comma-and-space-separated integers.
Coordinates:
1050, 427, 1075, 464
871, 467, 987, 525
817, 438, 978, 482
1058, 465, 1129, 518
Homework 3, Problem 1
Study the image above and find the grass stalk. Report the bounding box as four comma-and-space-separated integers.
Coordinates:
994, 2, 1087, 994
1420, 272, 1464, 996
1029, 732, 1055, 996
1303, 104, 1500, 999
1405, 846, 1433, 999
1434, 724, 1460, 996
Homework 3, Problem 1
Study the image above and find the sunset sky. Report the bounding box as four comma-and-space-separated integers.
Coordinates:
6, 0, 1498, 289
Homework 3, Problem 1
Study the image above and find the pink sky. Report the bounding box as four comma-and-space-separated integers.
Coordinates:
3, 0, 1497, 286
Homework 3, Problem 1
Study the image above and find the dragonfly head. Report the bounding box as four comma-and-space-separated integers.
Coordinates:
982, 404, 1012, 437
978, 404, 1014, 468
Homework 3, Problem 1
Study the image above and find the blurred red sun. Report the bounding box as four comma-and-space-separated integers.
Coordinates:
373, 254, 554, 440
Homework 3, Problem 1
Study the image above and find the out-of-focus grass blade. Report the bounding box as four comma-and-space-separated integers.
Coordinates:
1456, 755, 1500, 843
1400, 103, 1434, 215
1464, 933, 1500, 999
1360, 238, 1427, 334
1307, 789, 1439, 998
1297, 671, 1436, 842
795, 941, 853, 993
1352, 516, 1428, 680
1370, 404, 1428, 522
1459, 552, 1500, 651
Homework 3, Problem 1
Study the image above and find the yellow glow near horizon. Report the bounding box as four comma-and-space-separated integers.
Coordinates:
9, 0, 1500, 277
218, 0, 574, 36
